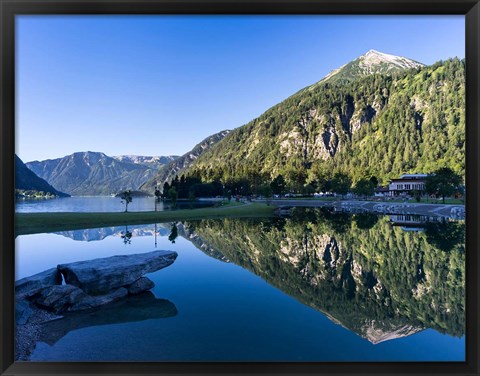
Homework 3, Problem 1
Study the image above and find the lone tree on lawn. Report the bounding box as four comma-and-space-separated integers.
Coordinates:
425, 167, 462, 204
120, 190, 133, 212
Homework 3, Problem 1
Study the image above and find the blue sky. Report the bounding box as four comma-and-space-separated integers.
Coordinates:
16, 15, 465, 162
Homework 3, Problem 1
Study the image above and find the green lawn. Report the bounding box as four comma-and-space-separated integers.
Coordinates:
15, 203, 276, 236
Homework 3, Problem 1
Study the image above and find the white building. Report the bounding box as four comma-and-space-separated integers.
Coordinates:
388, 174, 427, 196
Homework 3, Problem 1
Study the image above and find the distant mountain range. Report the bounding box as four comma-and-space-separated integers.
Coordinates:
22, 130, 229, 196
25, 152, 174, 196
15, 155, 69, 197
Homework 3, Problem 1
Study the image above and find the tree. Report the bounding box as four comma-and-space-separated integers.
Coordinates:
257, 184, 273, 205
154, 187, 161, 202
369, 176, 379, 188
120, 190, 132, 212
168, 186, 178, 208
270, 175, 286, 195
168, 223, 178, 243
425, 167, 462, 204
162, 182, 170, 199
353, 178, 375, 198
121, 225, 132, 244
331, 173, 352, 197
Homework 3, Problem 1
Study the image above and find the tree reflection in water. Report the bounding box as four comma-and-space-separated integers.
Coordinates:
183, 208, 465, 343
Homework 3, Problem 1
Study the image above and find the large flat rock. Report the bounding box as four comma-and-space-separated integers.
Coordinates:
57, 250, 177, 295
15, 268, 62, 298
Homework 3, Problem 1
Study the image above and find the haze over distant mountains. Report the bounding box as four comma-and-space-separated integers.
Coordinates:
18, 50, 464, 196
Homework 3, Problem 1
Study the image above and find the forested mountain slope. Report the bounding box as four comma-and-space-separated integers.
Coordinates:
187, 57, 464, 186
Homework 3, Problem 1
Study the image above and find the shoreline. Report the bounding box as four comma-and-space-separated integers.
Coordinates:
15, 203, 276, 236
15, 200, 465, 236
264, 199, 465, 219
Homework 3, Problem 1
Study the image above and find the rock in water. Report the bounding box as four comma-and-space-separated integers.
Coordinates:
57, 250, 177, 295
15, 268, 62, 298
70, 287, 129, 311
128, 277, 155, 295
29, 285, 89, 313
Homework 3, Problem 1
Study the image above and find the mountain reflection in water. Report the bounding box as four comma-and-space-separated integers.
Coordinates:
46, 208, 464, 344
180, 208, 465, 343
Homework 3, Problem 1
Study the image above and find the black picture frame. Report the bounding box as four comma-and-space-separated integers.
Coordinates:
1, 1, 479, 375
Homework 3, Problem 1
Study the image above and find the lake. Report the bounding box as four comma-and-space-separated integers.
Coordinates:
15, 207, 465, 362
15, 196, 215, 213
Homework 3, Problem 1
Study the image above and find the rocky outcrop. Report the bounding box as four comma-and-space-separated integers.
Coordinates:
15, 268, 62, 298
16, 250, 177, 316
57, 250, 177, 295
127, 277, 155, 295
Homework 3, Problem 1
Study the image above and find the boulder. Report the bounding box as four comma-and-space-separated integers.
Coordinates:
57, 250, 177, 295
15, 268, 62, 298
127, 277, 155, 295
28, 285, 88, 313
28, 285, 130, 313
70, 287, 128, 311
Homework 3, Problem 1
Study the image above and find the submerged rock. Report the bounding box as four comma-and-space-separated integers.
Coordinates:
57, 250, 177, 295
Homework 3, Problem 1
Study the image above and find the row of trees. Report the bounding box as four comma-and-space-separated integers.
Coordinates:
119, 167, 462, 212
162, 166, 461, 201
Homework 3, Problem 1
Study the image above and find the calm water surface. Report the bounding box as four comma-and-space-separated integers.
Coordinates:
15, 196, 214, 213
15, 208, 465, 361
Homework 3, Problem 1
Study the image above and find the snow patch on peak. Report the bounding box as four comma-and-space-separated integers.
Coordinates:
359, 49, 424, 70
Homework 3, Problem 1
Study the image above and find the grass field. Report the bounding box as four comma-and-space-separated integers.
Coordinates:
15, 203, 276, 236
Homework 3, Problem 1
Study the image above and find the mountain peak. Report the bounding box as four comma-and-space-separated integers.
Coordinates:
316, 50, 424, 86
358, 49, 424, 69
